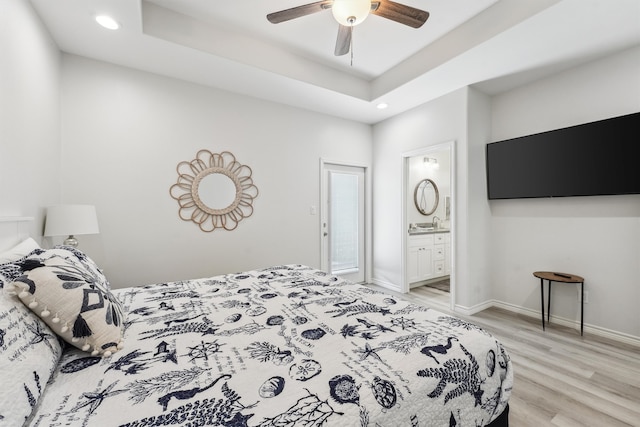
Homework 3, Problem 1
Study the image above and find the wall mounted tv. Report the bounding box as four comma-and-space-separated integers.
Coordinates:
486, 112, 640, 200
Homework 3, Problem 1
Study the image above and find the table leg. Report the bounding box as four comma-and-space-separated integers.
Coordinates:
540, 278, 545, 331
580, 282, 584, 336
547, 281, 551, 323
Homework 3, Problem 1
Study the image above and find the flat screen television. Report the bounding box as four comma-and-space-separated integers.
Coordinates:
486, 112, 640, 200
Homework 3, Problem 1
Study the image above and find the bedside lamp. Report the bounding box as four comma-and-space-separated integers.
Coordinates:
44, 205, 100, 247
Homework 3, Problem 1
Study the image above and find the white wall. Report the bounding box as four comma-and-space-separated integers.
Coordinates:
373, 47, 640, 340
59, 54, 372, 288
463, 88, 493, 308
0, 0, 61, 239
489, 46, 640, 338
372, 88, 468, 292
372, 87, 494, 310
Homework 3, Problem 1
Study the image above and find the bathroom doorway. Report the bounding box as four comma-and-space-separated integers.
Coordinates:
402, 142, 455, 310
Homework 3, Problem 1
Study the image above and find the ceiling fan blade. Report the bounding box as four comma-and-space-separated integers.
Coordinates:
335, 25, 351, 56
267, 1, 333, 24
371, 0, 429, 28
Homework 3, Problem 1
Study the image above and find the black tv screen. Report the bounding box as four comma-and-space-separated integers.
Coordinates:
486, 112, 640, 200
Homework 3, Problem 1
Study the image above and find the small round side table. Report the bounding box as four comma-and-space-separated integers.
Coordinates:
533, 271, 585, 336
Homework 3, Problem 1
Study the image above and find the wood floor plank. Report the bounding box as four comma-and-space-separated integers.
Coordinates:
367, 284, 640, 427
514, 362, 638, 425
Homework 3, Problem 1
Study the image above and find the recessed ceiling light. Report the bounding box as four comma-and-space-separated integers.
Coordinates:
377, 102, 389, 110
95, 15, 120, 30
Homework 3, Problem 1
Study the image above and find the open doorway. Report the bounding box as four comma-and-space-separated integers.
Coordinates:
402, 142, 455, 310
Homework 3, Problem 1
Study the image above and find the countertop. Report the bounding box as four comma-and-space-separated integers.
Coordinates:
408, 228, 450, 235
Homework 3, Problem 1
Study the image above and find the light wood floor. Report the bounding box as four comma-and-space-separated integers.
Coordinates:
369, 284, 640, 427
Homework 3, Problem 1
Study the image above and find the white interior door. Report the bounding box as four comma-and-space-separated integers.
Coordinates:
321, 163, 365, 283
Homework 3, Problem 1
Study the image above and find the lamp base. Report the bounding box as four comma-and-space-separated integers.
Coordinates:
63, 235, 79, 247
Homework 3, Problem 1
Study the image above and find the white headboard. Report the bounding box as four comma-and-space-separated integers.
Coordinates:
0, 217, 34, 251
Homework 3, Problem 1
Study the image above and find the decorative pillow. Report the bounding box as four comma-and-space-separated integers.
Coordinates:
7, 249, 124, 357
0, 237, 41, 264
0, 260, 24, 288
1, 260, 63, 425
0, 248, 44, 289
53, 244, 112, 290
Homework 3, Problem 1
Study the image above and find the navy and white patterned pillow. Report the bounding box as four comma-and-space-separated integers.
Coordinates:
1, 258, 63, 425
0, 247, 46, 289
53, 245, 112, 290
7, 248, 124, 357
0, 261, 22, 288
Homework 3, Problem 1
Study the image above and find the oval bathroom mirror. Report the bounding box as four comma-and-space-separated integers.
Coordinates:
414, 178, 439, 216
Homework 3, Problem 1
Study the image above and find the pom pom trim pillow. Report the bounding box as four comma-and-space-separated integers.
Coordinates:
7, 248, 124, 356
53, 244, 112, 290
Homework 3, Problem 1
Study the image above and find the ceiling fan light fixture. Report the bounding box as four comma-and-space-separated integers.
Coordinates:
332, 0, 371, 26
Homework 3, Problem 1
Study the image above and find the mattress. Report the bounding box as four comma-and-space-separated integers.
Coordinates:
26, 265, 512, 426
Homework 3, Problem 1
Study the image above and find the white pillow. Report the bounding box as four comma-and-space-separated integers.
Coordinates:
1, 256, 63, 425
0, 238, 41, 263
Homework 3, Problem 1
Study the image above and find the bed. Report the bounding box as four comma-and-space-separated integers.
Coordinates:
1, 236, 511, 426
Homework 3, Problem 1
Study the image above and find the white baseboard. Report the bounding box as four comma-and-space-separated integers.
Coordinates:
454, 300, 494, 316
370, 278, 402, 293
368, 280, 640, 347
483, 300, 640, 347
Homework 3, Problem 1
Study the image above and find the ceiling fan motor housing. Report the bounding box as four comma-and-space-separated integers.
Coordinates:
332, 0, 371, 26
266, 0, 430, 57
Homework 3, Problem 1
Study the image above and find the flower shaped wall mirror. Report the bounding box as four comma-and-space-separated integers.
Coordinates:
170, 150, 258, 232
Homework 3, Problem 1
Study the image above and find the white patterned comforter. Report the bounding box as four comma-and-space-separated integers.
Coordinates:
26, 265, 512, 426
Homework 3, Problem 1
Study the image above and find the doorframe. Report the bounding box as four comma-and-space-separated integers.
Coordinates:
401, 141, 456, 310
320, 158, 372, 283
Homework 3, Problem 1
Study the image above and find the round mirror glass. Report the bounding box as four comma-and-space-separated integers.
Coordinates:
414, 178, 439, 216
198, 172, 237, 210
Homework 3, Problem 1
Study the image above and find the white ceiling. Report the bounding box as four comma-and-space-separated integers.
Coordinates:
29, 0, 640, 124
146, 0, 499, 80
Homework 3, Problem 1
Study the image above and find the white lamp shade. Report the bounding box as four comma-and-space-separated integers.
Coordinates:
44, 205, 100, 237
332, 0, 371, 26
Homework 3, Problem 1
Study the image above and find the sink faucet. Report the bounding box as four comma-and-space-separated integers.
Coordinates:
432, 216, 440, 228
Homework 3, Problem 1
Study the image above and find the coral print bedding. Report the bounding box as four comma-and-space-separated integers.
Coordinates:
4, 263, 512, 426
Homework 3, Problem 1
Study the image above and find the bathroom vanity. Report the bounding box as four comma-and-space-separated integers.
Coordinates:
407, 228, 450, 285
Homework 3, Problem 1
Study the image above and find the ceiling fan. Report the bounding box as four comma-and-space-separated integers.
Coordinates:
267, 0, 429, 57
